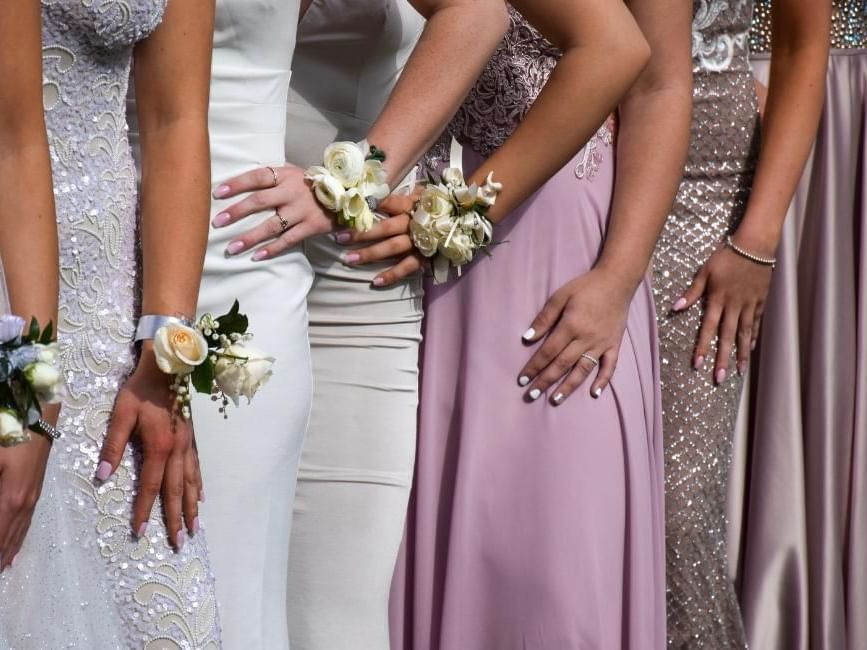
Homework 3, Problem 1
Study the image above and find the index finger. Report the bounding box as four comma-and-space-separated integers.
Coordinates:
213, 165, 284, 200
131, 442, 169, 539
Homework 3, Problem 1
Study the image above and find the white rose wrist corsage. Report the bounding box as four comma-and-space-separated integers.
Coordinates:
0, 315, 64, 447
139, 302, 274, 419
410, 141, 502, 284
304, 140, 390, 232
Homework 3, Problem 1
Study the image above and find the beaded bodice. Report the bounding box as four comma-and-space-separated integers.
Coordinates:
425, 6, 613, 179
751, 0, 867, 52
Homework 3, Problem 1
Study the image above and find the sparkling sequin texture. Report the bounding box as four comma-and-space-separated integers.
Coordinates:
424, 5, 612, 176
652, 1, 759, 648
0, 2, 220, 647
751, 0, 867, 52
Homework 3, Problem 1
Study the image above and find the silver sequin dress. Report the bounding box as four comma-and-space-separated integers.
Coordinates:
0, 2, 221, 647
652, 1, 759, 647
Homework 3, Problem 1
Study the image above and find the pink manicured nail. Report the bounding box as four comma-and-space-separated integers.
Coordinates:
213, 185, 231, 199
212, 212, 231, 228
10, 555, 17, 569
191, 517, 200, 537
737, 360, 748, 376
226, 241, 245, 256
344, 253, 360, 264
335, 231, 352, 244
252, 250, 269, 262
95, 461, 113, 481
176, 530, 186, 551
372, 277, 385, 287
673, 297, 688, 312
136, 522, 148, 539
199, 489, 205, 503
693, 356, 705, 370
552, 393, 565, 405
716, 368, 728, 384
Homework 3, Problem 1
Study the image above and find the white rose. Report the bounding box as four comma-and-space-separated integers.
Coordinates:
214, 344, 274, 405
453, 183, 480, 210
341, 188, 368, 221
478, 172, 503, 207
0, 315, 25, 343
360, 160, 390, 201
311, 174, 346, 212
323, 142, 366, 188
153, 323, 209, 376
24, 361, 63, 403
441, 167, 465, 187
35, 342, 60, 364
410, 221, 439, 257
441, 231, 475, 266
0, 409, 26, 447
420, 185, 454, 221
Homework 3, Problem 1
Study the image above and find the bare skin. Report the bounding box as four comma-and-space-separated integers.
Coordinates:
674, 0, 831, 383
97, 1, 215, 551
0, 1, 61, 572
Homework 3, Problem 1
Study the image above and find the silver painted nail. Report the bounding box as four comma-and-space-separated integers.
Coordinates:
518, 376, 530, 387
529, 388, 542, 401
522, 328, 536, 341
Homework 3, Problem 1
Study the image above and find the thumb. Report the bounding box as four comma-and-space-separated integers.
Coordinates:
523, 291, 569, 343
672, 267, 708, 312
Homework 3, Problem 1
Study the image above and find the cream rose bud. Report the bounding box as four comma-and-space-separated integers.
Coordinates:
478, 172, 503, 207
0, 409, 26, 447
25, 361, 63, 403
312, 174, 346, 212
441, 167, 465, 187
360, 160, 390, 200
355, 205, 376, 232
342, 188, 368, 220
35, 342, 60, 364
442, 232, 475, 266
214, 344, 274, 405
324, 142, 366, 188
153, 323, 209, 376
410, 221, 438, 257
420, 185, 453, 220
453, 183, 479, 210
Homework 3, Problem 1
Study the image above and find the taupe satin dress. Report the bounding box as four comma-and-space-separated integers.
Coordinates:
652, 1, 759, 647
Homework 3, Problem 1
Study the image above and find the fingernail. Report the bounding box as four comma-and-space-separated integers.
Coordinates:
176, 530, 186, 551
693, 356, 705, 370
335, 231, 352, 244
528, 388, 542, 401
592, 387, 603, 398
226, 240, 245, 256
716, 368, 727, 384
252, 250, 269, 262
737, 360, 748, 375
191, 517, 200, 536
10, 555, 17, 569
522, 328, 536, 341
213, 184, 231, 198
673, 297, 688, 312
95, 461, 112, 481
135, 522, 148, 539
344, 252, 360, 264
199, 489, 205, 503
751, 339, 757, 351
372, 277, 385, 287
212, 212, 231, 228
518, 375, 530, 387
552, 393, 565, 405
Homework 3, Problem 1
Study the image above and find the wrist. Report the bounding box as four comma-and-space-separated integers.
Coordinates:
730, 223, 781, 259
592, 258, 644, 301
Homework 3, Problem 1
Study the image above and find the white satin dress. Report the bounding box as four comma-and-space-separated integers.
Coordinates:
285, 2, 425, 648
195, 2, 313, 648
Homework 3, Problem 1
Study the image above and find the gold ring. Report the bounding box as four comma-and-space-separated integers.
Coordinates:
580, 353, 599, 367
276, 212, 289, 233
266, 166, 279, 188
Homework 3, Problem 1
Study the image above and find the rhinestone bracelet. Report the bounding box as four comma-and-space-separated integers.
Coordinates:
725, 235, 776, 270
33, 419, 62, 441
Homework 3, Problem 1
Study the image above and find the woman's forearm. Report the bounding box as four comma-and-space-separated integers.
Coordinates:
0, 2, 59, 328
594, 0, 693, 295
366, 0, 510, 185
468, 1, 650, 221
733, 4, 830, 255
133, 1, 214, 318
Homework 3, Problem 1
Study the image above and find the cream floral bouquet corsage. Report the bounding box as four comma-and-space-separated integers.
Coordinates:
304, 140, 390, 232
151, 301, 273, 419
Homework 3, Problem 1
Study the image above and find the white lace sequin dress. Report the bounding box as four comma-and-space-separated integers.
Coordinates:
0, 2, 221, 647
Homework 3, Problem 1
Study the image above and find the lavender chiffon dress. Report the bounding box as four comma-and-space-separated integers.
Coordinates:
391, 8, 666, 649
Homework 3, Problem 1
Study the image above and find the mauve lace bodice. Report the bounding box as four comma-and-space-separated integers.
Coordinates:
426, 6, 612, 180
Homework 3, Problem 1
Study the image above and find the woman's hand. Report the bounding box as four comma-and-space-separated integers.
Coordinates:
212, 164, 335, 261
336, 194, 424, 286
97, 343, 202, 551
0, 408, 56, 571
672, 241, 773, 382
518, 269, 631, 405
